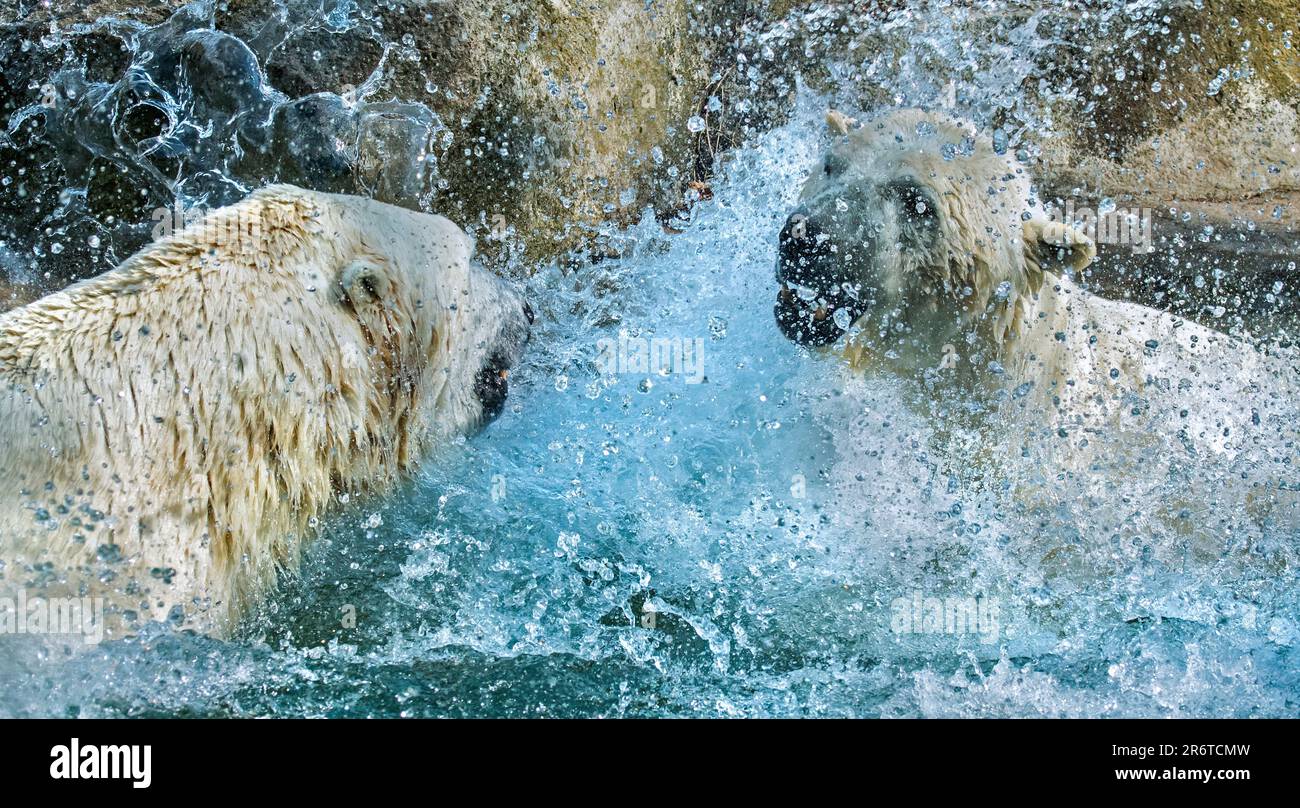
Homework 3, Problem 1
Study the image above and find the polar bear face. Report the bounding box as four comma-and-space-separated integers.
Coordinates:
774, 109, 1093, 372
323, 192, 533, 438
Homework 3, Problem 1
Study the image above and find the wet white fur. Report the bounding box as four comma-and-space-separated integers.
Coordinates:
0, 185, 528, 637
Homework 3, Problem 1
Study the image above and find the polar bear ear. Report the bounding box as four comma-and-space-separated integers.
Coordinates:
338, 256, 394, 306
826, 109, 858, 136
1022, 219, 1096, 285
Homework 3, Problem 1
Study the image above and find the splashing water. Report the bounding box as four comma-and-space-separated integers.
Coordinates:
3, 85, 1297, 718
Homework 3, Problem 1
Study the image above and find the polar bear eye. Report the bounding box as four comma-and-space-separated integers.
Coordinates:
889, 182, 939, 226
823, 153, 848, 177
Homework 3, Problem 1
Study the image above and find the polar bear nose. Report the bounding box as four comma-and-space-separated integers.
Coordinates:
775, 209, 864, 347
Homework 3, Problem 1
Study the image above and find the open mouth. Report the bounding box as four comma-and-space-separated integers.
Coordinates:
774, 283, 855, 347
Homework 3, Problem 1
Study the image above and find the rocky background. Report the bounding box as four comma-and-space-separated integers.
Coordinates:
0, 0, 735, 294
1, 0, 1296, 330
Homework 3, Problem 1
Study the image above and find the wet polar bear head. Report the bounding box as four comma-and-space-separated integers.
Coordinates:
0, 184, 531, 637
774, 108, 1095, 373
319, 190, 534, 430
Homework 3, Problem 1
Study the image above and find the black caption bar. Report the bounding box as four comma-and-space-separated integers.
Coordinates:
0, 718, 1287, 795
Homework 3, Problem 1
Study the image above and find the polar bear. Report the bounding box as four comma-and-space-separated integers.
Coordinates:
0, 185, 532, 640
774, 108, 1296, 472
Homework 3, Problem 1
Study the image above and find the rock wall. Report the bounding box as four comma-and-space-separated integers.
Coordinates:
0, 0, 727, 300
1036, 1, 1299, 210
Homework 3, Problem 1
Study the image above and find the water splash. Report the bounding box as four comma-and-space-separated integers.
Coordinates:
4, 84, 1297, 717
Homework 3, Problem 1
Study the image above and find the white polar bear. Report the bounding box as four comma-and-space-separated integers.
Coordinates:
0, 185, 532, 639
773, 108, 1297, 476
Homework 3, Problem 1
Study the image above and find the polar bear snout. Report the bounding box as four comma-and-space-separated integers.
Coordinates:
774, 210, 863, 347
471, 293, 533, 425
473, 351, 512, 422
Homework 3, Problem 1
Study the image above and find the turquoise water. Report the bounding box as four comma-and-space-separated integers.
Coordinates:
4, 95, 1298, 717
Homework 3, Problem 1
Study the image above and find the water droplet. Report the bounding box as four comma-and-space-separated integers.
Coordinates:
992, 128, 1008, 154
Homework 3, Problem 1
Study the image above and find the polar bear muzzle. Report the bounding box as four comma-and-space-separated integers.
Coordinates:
774, 210, 866, 346
472, 298, 533, 424
474, 351, 512, 421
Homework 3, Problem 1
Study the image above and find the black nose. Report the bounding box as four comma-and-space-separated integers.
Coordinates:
777, 212, 833, 288
474, 355, 510, 422
774, 210, 858, 347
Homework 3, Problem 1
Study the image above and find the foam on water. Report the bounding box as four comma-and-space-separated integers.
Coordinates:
3, 88, 1297, 718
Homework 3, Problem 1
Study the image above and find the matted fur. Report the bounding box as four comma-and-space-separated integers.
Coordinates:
0, 185, 528, 637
